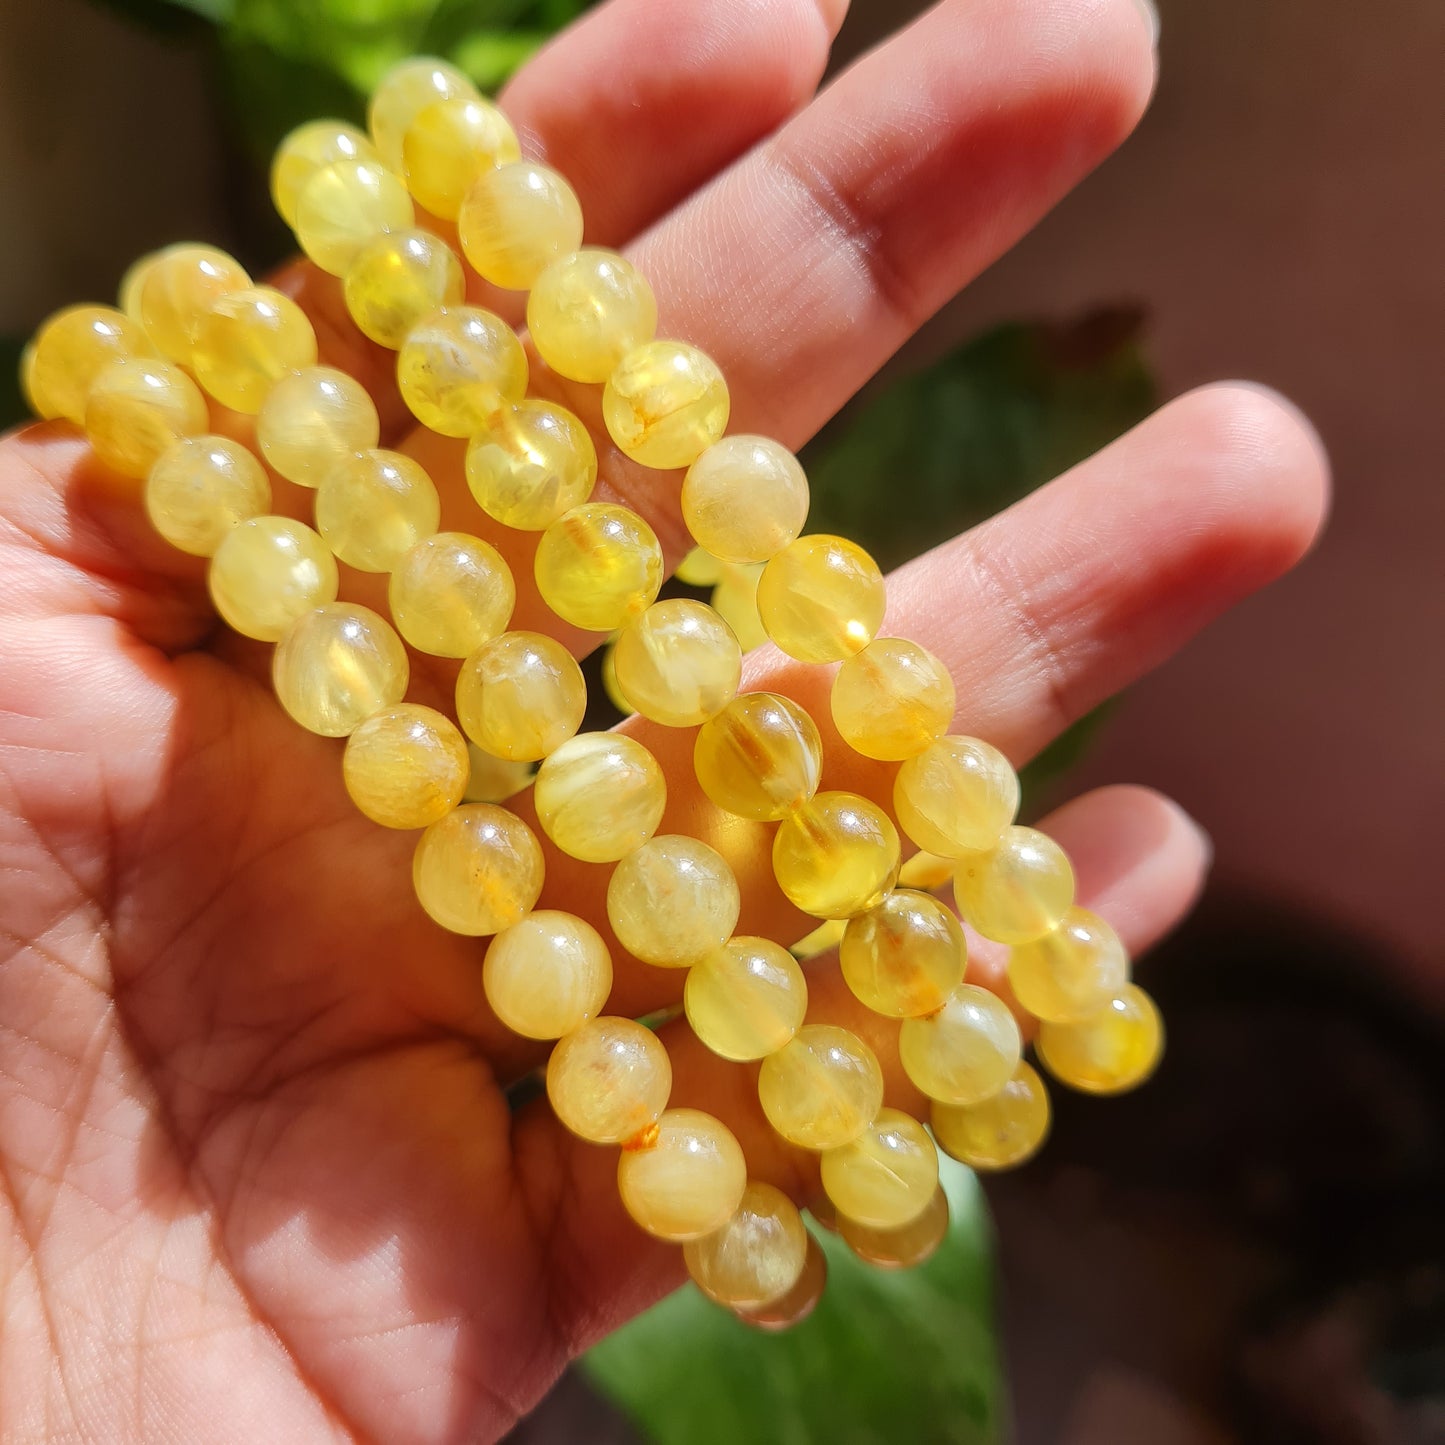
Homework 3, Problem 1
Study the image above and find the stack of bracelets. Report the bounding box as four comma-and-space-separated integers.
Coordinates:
19, 57, 1163, 1330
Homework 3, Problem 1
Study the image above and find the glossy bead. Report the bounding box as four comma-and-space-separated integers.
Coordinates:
839, 889, 966, 1019
898, 984, 1022, 1106
388, 531, 514, 657
893, 735, 1020, 857
611, 600, 741, 728
272, 120, 380, 227
402, 96, 519, 220
342, 703, 469, 829
533, 732, 666, 863
257, 366, 380, 488
898, 851, 956, 892
144, 435, 271, 556
314, 448, 441, 572
369, 57, 479, 172
465, 399, 597, 530
772, 791, 900, 920
85, 359, 208, 478
684, 937, 808, 1062
820, 1108, 939, 1231
931, 1061, 1051, 1170
396, 306, 527, 438
295, 160, 415, 277
756, 535, 886, 664
607, 835, 739, 968
483, 910, 612, 1040
463, 745, 535, 805
28, 305, 152, 423
684, 1181, 809, 1309
534, 503, 663, 632
681, 436, 810, 564
458, 161, 583, 290
527, 249, 658, 384
272, 603, 409, 737
118, 250, 163, 323
208, 516, 339, 641
693, 692, 822, 821
831, 638, 956, 761
954, 826, 1075, 945
758, 1024, 884, 1151
412, 803, 544, 937
1009, 907, 1130, 1024
734, 1233, 826, 1331
137, 245, 250, 364
1036, 984, 1164, 1095
602, 339, 729, 470
191, 287, 318, 413
455, 631, 586, 762
839, 1185, 949, 1269
343, 229, 464, 349
617, 1109, 747, 1242
545, 1016, 671, 1145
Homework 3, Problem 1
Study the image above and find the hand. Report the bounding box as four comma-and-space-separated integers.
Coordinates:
0, 0, 1327, 1440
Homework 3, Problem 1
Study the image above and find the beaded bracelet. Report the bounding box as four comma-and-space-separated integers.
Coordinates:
21, 56, 1163, 1330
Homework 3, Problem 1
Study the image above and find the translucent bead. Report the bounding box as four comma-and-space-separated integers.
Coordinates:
684, 937, 808, 1062
465, 399, 596, 530
402, 96, 519, 220
893, 735, 1020, 857
756, 535, 886, 664
342, 229, 464, 350
454, 631, 586, 762
527, 249, 658, 384
772, 792, 900, 920
412, 803, 544, 937
675, 546, 726, 587
295, 160, 415, 277
897, 983, 1022, 1106
462, 745, 535, 805
607, 835, 739, 968
693, 692, 822, 821
681, 437, 810, 564
820, 1108, 939, 1231
208, 516, 339, 641
119, 249, 163, 323
342, 703, 469, 829
272, 119, 380, 227
611, 600, 741, 728
28, 305, 152, 423
144, 435, 272, 556
1009, 907, 1130, 1024
483, 910, 612, 1040
954, 826, 1075, 945
711, 561, 767, 652
617, 1109, 747, 1242
931, 1061, 1051, 1170
388, 531, 514, 657
1036, 984, 1164, 1095
734, 1233, 826, 1331
839, 1185, 949, 1269
602, 339, 730, 470
396, 306, 527, 438
272, 602, 409, 737
257, 366, 380, 488
191, 287, 318, 413
839, 889, 966, 1019
601, 646, 634, 717
534, 503, 663, 632
758, 1024, 884, 1150
458, 162, 583, 291
314, 448, 441, 573
684, 1181, 809, 1309
369, 56, 479, 173
545, 1016, 671, 1145
85, 359, 209, 479
137, 244, 250, 364
533, 733, 667, 863
831, 638, 956, 761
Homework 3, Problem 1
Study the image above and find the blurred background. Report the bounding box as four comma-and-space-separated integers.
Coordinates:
0, 0, 1441, 1440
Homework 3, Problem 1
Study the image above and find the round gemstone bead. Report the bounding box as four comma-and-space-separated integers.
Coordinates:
458, 161, 583, 290
772, 791, 900, 920
85, 358, 208, 479
607, 835, 739, 968
28, 305, 152, 423
388, 531, 514, 657
272, 603, 409, 737
1036, 984, 1164, 1095
465, 400, 597, 530
527, 249, 658, 384
602, 339, 729, 470
295, 160, 415, 277
954, 826, 1076, 945
208, 516, 339, 641
369, 56, 479, 172
533, 732, 667, 863
144, 435, 270, 557
839, 1185, 949, 1269
617, 1108, 747, 1242
681, 437, 810, 564
137, 244, 250, 364
343, 229, 465, 349
1009, 907, 1130, 1025
483, 910, 612, 1040
462, 746, 534, 806
314, 448, 441, 573
412, 803, 544, 937
684, 1181, 809, 1309
191, 286, 318, 413
402, 96, 519, 220
711, 560, 767, 652
893, 735, 1020, 857
693, 692, 822, 821
820, 1108, 939, 1231
534, 503, 663, 632
831, 638, 956, 761
734, 1233, 827, 1331
683, 937, 808, 1062
758, 1024, 884, 1151
611, 600, 741, 728
342, 703, 469, 830
839, 889, 966, 1019
257, 366, 380, 488
898, 983, 1022, 1106
119, 249, 164, 323
931, 1061, 1051, 1170
454, 631, 586, 762
272, 119, 380, 227
545, 1016, 671, 1145
396, 306, 527, 437
756, 535, 886, 663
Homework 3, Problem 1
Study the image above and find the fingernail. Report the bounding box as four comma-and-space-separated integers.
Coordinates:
1133, 0, 1160, 47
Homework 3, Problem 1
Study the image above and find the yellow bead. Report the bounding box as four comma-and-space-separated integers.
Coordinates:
734, 1233, 827, 1331
401, 96, 519, 220
607, 835, 739, 968
454, 631, 586, 762
85, 358, 209, 479
343, 229, 465, 350
533, 732, 667, 863
483, 910, 612, 1040
271, 120, 380, 228
683, 937, 808, 1062
758, 1024, 884, 1151
534, 502, 663, 632
465, 399, 597, 530
772, 791, 900, 920
295, 160, 415, 277
369, 56, 479, 173
612, 600, 742, 728
832, 638, 956, 761
342, 703, 469, 829
681, 437, 810, 564
684, 1181, 809, 1309
898, 850, 956, 892
892, 735, 1020, 857
396, 305, 527, 438
458, 161, 583, 291
137, 244, 250, 364
388, 531, 514, 657
710, 560, 767, 652
191, 287, 318, 414
119, 250, 164, 323
257, 366, 380, 488
602, 339, 730, 470
897, 983, 1022, 1106
820, 1107, 939, 1231
462, 745, 535, 805
545, 1016, 671, 1145
527, 248, 658, 384
953, 825, 1076, 945
144, 435, 272, 556
931, 1061, 1051, 1170
1036, 984, 1163, 1095
839, 1185, 949, 1269
601, 645, 634, 716
675, 546, 726, 587
272, 602, 409, 737
208, 516, 339, 641
314, 448, 441, 573
617, 1108, 747, 1242
1009, 907, 1129, 1025
839, 889, 966, 1019
412, 803, 545, 937
693, 691, 823, 822
756, 535, 886, 664
28, 305, 153, 423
